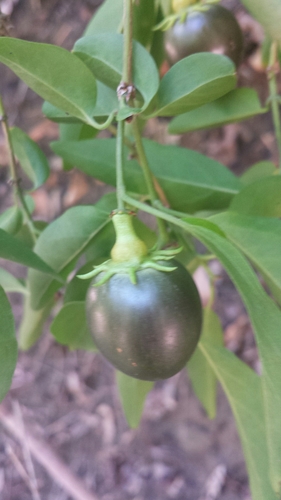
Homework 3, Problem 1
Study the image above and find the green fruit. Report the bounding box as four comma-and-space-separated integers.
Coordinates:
86, 259, 202, 381
165, 5, 244, 67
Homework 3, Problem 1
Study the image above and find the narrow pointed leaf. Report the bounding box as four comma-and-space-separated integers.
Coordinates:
0, 228, 60, 278
199, 308, 276, 500
0, 286, 18, 402
169, 88, 266, 134
50, 301, 96, 351
0, 38, 97, 124
51, 138, 241, 212
10, 127, 50, 189
147, 53, 236, 117
116, 371, 153, 428
180, 217, 281, 492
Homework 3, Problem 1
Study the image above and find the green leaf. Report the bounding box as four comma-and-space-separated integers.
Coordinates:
0, 268, 28, 295
84, 0, 123, 36
146, 53, 236, 117
18, 294, 54, 350
133, 0, 156, 47
43, 81, 119, 123
239, 0, 281, 49
51, 138, 241, 212
0, 206, 23, 235
10, 127, 50, 190
116, 371, 153, 428
50, 301, 96, 351
180, 217, 281, 493
150, 6, 166, 69
199, 308, 276, 500
28, 193, 117, 310
0, 228, 60, 278
187, 308, 223, 419
241, 161, 277, 185
0, 38, 97, 124
168, 88, 267, 134
73, 34, 159, 113
64, 261, 100, 305
229, 176, 281, 217
0, 285, 18, 403
14, 220, 46, 249
211, 212, 281, 305
58, 122, 99, 171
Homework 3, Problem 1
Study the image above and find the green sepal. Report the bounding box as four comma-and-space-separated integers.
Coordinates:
78, 245, 183, 286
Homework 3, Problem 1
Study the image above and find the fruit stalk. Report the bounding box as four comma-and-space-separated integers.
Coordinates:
116, 119, 126, 210
110, 211, 148, 263
132, 118, 170, 246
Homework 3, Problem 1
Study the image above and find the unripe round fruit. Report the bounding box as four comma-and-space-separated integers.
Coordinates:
86, 260, 202, 381
165, 5, 244, 67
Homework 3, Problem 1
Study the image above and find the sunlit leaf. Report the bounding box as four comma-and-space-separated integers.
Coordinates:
0, 268, 28, 295
28, 193, 117, 310
0, 38, 97, 124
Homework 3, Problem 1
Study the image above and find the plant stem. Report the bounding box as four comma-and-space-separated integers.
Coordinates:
116, 118, 126, 211
114, 0, 134, 211
268, 42, 281, 172
153, 199, 191, 218
132, 119, 160, 203
123, 193, 188, 231
132, 118, 170, 246
108, 123, 135, 150
0, 96, 38, 242
123, 0, 133, 84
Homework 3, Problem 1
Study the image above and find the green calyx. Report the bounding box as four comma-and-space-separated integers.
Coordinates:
78, 210, 183, 286
78, 245, 183, 286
